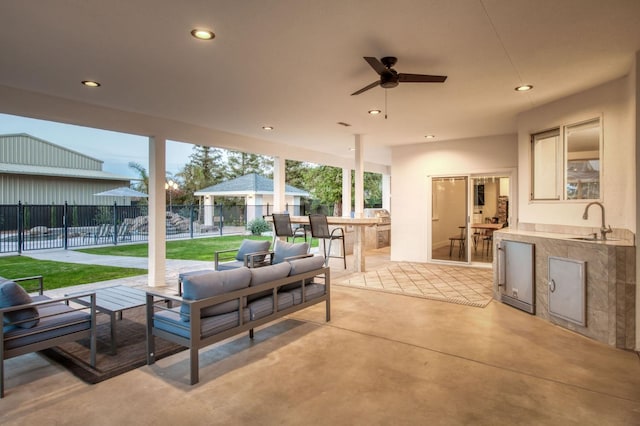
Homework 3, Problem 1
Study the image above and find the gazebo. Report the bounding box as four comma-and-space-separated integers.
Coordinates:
194, 173, 310, 227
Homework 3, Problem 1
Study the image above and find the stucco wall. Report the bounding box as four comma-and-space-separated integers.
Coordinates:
391, 134, 518, 262
517, 76, 636, 231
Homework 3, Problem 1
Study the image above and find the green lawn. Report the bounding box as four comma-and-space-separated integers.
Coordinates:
77, 235, 275, 261
0, 235, 315, 291
0, 256, 146, 291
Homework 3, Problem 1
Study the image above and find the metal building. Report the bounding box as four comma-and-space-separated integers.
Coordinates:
0, 133, 133, 205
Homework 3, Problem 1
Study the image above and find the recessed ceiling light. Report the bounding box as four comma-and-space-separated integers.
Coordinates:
425, 135, 436, 139
191, 29, 215, 40
368, 109, 382, 115
515, 84, 533, 92
262, 126, 274, 131
81, 80, 100, 87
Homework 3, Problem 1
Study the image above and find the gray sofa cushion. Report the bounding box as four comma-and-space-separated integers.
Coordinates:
246, 292, 294, 321
285, 284, 326, 305
280, 255, 325, 291
236, 239, 271, 262
180, 267, 252, 321
3, 297, 91, 349
155, 308, 240, 339
0, 279, 39, 329
272, 240, 309, 264
247, 262, 291, 302
288, 255, 325, 275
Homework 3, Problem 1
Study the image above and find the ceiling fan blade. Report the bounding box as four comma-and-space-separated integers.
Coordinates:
351, 80, 380, 96
364, 57, 387, 75
398, 73, 447, 83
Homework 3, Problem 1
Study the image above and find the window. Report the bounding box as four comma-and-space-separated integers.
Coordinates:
531, 117, 601, 201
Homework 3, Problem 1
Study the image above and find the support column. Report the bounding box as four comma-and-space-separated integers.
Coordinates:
353, 134, 365, 272
148, 136, 167, 287
342, 168, 351, 217
273, 156, 286, 213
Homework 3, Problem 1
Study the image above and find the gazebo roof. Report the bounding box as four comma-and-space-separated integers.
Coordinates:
194, 173, 309, 197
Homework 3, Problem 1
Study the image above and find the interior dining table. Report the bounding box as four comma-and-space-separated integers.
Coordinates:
269, 215, 381, 272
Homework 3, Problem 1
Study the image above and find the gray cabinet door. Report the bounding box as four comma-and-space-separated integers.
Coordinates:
499, 240, 535, 313
548, 257, 586, 326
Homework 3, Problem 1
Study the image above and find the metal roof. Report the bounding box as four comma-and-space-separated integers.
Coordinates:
195, 173, 309, 197
0, 162, 132, 181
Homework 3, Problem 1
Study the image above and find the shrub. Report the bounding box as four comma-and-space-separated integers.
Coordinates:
247, 217, 270, 235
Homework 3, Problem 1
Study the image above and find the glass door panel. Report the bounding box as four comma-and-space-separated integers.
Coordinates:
431, 176, 468, 263
470, 175, 510, 264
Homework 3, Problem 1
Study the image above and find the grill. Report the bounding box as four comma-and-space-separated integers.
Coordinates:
363, 208, 391, 248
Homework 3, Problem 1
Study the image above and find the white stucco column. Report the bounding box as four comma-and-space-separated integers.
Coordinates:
342, 168, 351, 217
353, 134, 365, 271
354, 134, 364, 218
382, 173, 391, 213
148, 136, 167, 287
634, 49, 640, 350
203, 195, 214, 227
273, 156, 286, 212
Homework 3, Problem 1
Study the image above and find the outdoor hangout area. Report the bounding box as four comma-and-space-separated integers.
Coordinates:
2, 243, 639, 424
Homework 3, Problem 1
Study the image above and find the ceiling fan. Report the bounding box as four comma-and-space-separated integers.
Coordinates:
351, 56, 447, 96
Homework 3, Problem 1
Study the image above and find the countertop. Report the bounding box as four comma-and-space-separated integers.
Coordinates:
494, 227, 635, 247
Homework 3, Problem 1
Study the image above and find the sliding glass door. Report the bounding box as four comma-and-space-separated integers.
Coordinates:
430, 176, 468, 263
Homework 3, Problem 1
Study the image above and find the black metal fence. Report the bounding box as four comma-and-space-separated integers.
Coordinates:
0, 201, 341, 254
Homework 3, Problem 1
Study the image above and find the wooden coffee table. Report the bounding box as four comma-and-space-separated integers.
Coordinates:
66, 285, 150, 355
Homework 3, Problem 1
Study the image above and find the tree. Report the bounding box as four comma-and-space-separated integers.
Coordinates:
304, 165, 343, 214
128, 162, 149, 204
226, 150, 272, 179
285, 159, 311, 191
176, 145, 226, 205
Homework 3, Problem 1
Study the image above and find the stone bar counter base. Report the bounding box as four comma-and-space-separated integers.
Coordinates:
493, 223, 635, 350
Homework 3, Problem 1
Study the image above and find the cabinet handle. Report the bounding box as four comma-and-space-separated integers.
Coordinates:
549, 279, 556, 293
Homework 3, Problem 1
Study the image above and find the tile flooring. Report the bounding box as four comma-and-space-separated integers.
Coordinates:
334, 261, 494, 307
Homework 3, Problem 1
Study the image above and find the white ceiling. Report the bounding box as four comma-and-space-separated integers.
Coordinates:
1, 0, 639, 167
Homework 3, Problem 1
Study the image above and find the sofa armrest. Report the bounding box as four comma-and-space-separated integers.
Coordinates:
244, 250, 274, 268
214, 248, 240, 270
11, 275, 44, 295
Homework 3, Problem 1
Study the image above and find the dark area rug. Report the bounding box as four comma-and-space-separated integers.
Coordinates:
41, 306, 185, 384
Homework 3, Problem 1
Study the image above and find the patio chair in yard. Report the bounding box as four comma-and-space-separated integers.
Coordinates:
83, 223, 113, 244
309, 214, 346, 268
116, 223, 132, 241
0, 275, 97, 398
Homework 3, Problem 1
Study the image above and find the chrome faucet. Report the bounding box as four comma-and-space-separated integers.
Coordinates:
582, 201, 612, 240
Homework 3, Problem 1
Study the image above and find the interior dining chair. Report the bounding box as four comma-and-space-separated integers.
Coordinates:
308, 214, 346, 268
448, 226, 466, 258
271, 213, 307, 244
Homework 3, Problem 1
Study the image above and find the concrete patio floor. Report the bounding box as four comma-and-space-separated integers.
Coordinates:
1, 249, 640, 424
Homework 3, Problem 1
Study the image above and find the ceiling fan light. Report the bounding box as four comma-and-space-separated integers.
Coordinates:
515, 84, 533, 92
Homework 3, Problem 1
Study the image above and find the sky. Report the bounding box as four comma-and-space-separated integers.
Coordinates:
0, 113, 195, 178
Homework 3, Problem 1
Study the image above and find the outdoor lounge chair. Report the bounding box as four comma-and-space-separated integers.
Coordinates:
83, 223, 113, 244
116, 223, 132, 241
0, 275, 97, 398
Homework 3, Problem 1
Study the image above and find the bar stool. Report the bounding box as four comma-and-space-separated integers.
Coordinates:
309, 214, 346, 268
271, 213, 307, 244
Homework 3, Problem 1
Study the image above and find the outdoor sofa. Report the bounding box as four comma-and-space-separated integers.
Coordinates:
0, 275, 97, 398
146, 254, 330, 385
